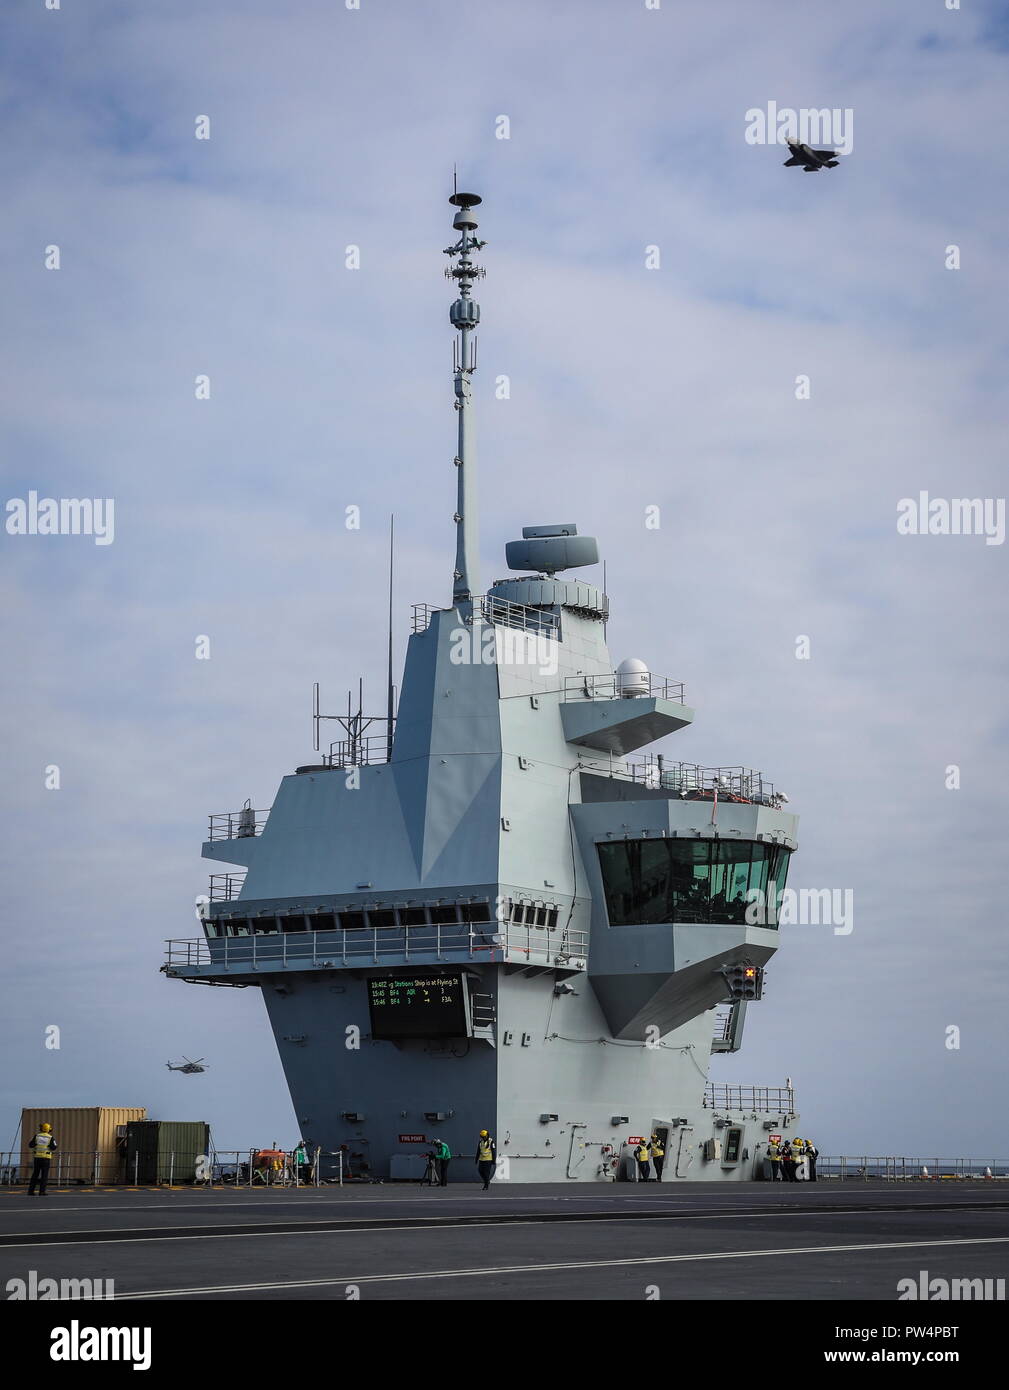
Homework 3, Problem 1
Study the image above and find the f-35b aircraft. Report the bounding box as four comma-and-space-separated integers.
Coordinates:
784, 140, 840, 171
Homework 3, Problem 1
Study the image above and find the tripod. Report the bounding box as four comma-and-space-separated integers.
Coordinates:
420, 1154, 439, 1187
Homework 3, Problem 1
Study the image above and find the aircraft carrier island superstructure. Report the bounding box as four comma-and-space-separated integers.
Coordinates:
165, 192, 801, 1182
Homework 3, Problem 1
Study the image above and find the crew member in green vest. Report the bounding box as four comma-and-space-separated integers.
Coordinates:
27, 1123, 56, 1196
476, 1130, 496, 1190
431, 1137, 451, 1186
649, 1133, 665, 1182
293, 1140, 309, 1184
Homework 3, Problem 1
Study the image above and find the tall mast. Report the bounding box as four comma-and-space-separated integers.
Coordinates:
444, 188, 486, 606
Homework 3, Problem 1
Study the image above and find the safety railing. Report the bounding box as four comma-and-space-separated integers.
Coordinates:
2, 1148, 339, 1187
208, 808, 270, 841
208, 872, 247, 902
322, 735, 390, 769
816, 1156, 1009, 1182
563, 672, 686, 704
166, 918, 589, 972
711, 1008, 734, 1044
705, 1084, 796, 1113
411, 595, 562, 637
581, 757, 781, 807
481, 593, 560, 636
412, 602, 438, 633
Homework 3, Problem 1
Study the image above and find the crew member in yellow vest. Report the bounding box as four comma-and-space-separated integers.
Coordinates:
781, 1140, 797, 1182
767, 1138, 783, 1181
28, 1123, 56, 1197
476, 1130, 496, 1190
634, 1140, 652, 1182
650, 1133, 665, 1182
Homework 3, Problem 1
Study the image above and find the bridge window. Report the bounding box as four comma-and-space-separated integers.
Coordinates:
399, 907, 427, 926
368, 909, 397, 929
597, 839, 791, 927
281, 916, 307, 933
460, 902, 490, 923
429, 905, 459, 925
339, 911, 365, 930
312, 912, 337, 932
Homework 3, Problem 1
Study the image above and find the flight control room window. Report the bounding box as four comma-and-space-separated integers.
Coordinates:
597, 839, 791, 927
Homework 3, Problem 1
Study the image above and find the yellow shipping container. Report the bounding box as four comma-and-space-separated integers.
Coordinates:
20, 1107, 147, 1185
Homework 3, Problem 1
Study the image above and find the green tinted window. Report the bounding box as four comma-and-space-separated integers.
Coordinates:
597, 840, 791, 926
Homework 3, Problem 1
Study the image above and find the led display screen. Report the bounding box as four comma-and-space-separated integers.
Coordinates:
367, 971, 469, 1038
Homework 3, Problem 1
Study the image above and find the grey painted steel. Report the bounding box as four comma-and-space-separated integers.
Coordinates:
166, 190, 802, 1182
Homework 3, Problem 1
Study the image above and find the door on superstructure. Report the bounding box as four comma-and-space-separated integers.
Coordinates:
650, 1124, 670, 1183
674, 1127, 694, 1179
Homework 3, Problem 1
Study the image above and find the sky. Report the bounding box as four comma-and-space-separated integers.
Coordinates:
1, 0, 1007, 1160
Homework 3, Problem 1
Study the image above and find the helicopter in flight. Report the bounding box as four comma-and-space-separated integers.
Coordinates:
166, 1057, 208, 1074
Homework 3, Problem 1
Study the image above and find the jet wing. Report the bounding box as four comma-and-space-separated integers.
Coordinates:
783, 156, 804, 166
813, 150, 837, 158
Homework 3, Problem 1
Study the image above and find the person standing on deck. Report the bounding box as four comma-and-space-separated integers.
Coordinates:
475, 1130, 496, 1190
27, 1124, 56, 1196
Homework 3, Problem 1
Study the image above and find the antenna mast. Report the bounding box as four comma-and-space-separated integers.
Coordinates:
444, 186, 486, 607
386, 513, 395, 762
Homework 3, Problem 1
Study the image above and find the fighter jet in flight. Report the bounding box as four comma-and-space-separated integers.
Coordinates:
166, 1057, 208, 1074
784, 141, 840, 171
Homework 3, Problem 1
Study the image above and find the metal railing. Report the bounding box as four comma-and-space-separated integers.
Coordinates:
208, 872, 247, 902
816, 1156, 1009, 1182
166, 918, 588, 973
705, 1083, 796, 1113
482, 594, 560, 636
412, 595, 562, 637
323, 735, 390, 769
563, 672, 686, 704
412, 603, 438, 634
712, 1008, 734, 1044
208, 808, 270, 841
2, 1148, 340, 1187
581, 757, 780, 806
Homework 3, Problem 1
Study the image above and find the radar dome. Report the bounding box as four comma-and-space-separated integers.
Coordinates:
616, 657, 650, 698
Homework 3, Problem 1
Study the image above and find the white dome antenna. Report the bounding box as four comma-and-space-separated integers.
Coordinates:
616, 657, 650, 698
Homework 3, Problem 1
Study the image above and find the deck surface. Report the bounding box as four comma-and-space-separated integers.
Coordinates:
2, 1181, 1007, 1300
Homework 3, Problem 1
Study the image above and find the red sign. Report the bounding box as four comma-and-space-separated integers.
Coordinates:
769, 1134, 782, 1143
628, 1136, 645, 1145
398, 1134, 426, 1143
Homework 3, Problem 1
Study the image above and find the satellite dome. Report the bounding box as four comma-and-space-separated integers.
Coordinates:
616, 657, 650, 698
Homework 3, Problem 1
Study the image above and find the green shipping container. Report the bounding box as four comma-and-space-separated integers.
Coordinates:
125, 1121, 210, 1184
